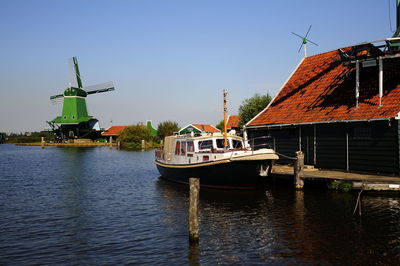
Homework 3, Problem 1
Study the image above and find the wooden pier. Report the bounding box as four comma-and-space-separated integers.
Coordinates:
271, 164, 400, 191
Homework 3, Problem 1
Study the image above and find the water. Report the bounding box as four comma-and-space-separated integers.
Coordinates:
0, 144, 399, 265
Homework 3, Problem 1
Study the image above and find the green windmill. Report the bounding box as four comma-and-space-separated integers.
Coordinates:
47, 57, 115, 141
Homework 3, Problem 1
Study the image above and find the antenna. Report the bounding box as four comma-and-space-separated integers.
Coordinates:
292, 25, 319, 57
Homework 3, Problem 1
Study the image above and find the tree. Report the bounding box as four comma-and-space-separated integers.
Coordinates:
117, 124, 153, 144
157, 121, 180, 140
216, 120, 224, 131
239, 93, 272, 126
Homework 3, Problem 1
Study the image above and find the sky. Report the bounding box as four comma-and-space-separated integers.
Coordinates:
0, 0, 395, 133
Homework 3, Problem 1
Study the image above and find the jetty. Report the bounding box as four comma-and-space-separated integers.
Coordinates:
271, 164, 400, 191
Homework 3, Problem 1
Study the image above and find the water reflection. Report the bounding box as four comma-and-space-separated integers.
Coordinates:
155, 178, 400, 264
1, 145, 400, 264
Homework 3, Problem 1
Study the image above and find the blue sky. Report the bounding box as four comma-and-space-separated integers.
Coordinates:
0, 0, 394, 133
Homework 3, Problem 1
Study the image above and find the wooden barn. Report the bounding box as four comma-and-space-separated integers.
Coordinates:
245, 39, 400, 175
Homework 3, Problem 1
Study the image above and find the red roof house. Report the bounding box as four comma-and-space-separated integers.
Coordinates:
101, 126, 127, 137
179, 124, 220, 135
246, 41, 400, 174
226, 115, 240, 130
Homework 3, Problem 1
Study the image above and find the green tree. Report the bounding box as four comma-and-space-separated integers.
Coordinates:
216, 120, 224, 131
157, 121, 180, 140
239, 93, 272, 126
117, 124, 153, 146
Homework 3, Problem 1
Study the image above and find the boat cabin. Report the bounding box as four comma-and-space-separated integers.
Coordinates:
156, 133, 246, 164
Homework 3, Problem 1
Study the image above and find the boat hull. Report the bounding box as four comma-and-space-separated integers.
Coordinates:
155, 160, 271, 189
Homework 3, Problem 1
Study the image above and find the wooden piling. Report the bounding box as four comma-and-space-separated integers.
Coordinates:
117, 141, 121, 150
141, 139, 145, 149
294, 151, 304, 189
189, 177, 200, 243
109, 136, 113, 149
41, 137, 45, 149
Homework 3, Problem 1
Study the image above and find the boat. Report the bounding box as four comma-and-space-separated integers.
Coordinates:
155, 90, 278, 189
155, 132, 279, 189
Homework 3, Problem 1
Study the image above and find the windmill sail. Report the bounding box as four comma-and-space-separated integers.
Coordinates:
50, 93, 64, 100
69, 57, 83, 88
84, 82, 115, 95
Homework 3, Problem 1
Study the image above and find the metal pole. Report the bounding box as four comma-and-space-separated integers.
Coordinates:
346, 132, 349, 171
356, 60, 360, 108
379, 57, 383, 107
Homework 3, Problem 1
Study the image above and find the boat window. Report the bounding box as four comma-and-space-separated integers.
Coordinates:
175, 141, 180, 155
232, 139, 243, 149
198, 140, 213, 150
216, 139, 225, 148
187, 141, 194, 152
181, 141, 186, 155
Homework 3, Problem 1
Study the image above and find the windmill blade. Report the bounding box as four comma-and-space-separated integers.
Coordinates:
50, 93, 64, 100
298, 42, 304, 53
69, 57, 83, 88
307, 39, 319, 46
84, 82, 115, 95
291, 32, 305, 39
304, 25, 312, 38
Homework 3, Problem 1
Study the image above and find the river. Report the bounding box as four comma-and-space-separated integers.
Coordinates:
0, 144, 399, 265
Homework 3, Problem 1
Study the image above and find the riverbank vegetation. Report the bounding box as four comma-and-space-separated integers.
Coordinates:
2, 132, 55, 144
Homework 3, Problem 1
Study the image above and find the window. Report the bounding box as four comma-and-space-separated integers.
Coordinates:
198, 140, 213, 150
175, 141, 180, 155
232, 139, 243, 149
216, 139, 225, 148
187, 141, 194, 152
181, 141, 186, 155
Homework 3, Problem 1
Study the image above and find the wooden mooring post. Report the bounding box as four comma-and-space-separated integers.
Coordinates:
189, 177, 200, 243
109, 136, 113, 149
294, 151, 304, 189
141, 139, 145, 149
117, 141, 121, 150
41, 137, 45, 149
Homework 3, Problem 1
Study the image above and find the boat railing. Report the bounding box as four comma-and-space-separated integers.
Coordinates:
248, 136, 275, 151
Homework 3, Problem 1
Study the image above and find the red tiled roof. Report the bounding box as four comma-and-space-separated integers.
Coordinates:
192, 124, 220, 132
101, 126, 127, 136
248, 47, 400, 127
226, 115, 240, 129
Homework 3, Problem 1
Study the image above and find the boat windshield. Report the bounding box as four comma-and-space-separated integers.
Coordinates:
216, 139, 225, 148
232, 139, 243, 149
198, 140, 213, 150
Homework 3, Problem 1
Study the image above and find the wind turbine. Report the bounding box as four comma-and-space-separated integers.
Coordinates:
292, 25, 319, 57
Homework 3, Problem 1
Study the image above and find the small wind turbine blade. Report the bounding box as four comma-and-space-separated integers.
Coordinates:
305, 25, 312, 38
84, 82, 115, 95
50, 93, 64, 100
69, 57, 82, 88
307, 39, 319, 46
298, 43, 304, 53
292, 32, 305, 39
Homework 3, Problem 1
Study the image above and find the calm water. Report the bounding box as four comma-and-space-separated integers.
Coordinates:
1, 144, 400, 265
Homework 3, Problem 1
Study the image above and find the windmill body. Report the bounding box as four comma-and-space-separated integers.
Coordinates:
48, 57, 115, 141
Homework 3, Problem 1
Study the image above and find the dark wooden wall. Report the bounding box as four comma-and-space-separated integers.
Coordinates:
247, 120, 399, 174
